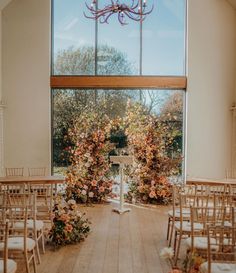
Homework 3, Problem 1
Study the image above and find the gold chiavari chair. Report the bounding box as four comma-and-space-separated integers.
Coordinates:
0, 206, 37, 273
5, 168, 24, 177
173, 193, 210, 265
0, 220, 17, 273
28, 183, 53, 226
185, 206, 233, 257
167, 184, 196, 246
225, 168, 236, 179
6, 193, 45, 264
28, 168, 46, 177
199, 225, 236, 273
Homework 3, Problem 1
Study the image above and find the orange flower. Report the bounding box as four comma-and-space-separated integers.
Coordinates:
64, 224, 73, 233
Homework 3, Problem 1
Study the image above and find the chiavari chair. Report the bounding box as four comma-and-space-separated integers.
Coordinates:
199, 225, 236, 273
0, 206, 37, 273
5, 168, 24, 177
27, 183, 53, 226
28, 168, 46, 177
167, 184, 196, 246
173, 193, 210, 265
6, 193, 45, 264
185, 206, 234, 257
0, 220, 17, 273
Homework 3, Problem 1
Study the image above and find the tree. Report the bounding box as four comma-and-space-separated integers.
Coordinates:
52, 45, 136, 166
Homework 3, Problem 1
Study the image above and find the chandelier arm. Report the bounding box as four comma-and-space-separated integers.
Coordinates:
124, 11, 142, 21
128, 5, 153, 17
130, 1, 139, 9
118, 12, 128, 25
100, 11, 114, 24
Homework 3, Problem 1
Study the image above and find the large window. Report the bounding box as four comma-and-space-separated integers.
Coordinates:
51, 0, 187, 175
52, 0, 186, 76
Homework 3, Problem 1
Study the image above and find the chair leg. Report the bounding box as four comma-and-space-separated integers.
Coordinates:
33, 249, 38, 273
166, 217, 171, 240
25, 252, 30, 273
174, 233, 182, 266
168, 220, 174, 247
41, 231, 45, 254
35, 239, 41, 264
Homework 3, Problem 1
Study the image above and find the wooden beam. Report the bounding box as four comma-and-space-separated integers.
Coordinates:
50, 76, 187, 89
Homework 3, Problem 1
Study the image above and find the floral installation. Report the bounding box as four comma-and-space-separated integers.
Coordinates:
182, 250, 205, 273
64, 105, 115, 204
125, 102, 181, 204
160, 247, 182, 273
49, 194, 90, 247
160, 247, 204, 273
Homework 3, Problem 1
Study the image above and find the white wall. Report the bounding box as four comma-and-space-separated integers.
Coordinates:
2, 0, 50, 175
187, 0, 236, 179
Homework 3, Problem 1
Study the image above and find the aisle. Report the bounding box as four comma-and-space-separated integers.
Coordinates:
34, 203, 170, 273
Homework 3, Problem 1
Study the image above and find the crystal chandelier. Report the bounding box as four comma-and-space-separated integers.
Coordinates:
84, 0, 154, 25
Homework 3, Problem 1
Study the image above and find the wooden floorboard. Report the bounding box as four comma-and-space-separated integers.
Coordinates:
17, 203, 171, 273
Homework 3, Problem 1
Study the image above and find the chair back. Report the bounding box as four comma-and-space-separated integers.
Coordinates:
28, 167, 46, 176
5, 168, 24, 177
206, 225, 236, 273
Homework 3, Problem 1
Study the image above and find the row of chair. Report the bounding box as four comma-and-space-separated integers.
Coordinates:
5, 168, 46, 177
166, 184, 236, 272
0, 192, 46, 273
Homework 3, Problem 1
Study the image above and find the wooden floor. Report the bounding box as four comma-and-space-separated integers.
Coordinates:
19, 203, 171, 273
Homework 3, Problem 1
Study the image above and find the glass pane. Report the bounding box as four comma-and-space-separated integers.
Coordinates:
142, 0, 186, 75
52, 89, 185, 176
52, 0, 95, 75
97, 0, 140, 75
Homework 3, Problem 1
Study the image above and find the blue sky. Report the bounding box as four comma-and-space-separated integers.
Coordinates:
53, 0, 186, 76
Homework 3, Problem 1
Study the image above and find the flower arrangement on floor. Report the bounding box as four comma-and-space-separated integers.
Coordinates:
125, 102, 181, 204
64, 105, 114, 204
160, 247, 205, 273
49, 194, 90, 247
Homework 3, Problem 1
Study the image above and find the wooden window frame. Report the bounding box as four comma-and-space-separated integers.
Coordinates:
50, 76, 187, 90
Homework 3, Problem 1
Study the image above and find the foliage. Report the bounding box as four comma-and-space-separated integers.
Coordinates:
182, 250, 205, 273
53, 45, 137, 166
49, 195, 90, 247
125, 101, 182, 204
64, 104, 114, 203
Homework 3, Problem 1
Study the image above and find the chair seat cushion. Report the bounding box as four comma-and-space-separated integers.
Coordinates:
0, 258, 17, 273
185, 236, 218, 250
175, 221, 203, 232
200, 262, 236, 273
14, 219, 44, 230
0, 237, 35, 251
168, 208, 190, 218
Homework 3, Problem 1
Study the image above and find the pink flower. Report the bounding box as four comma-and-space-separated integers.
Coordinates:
149, 191, 156, 198
91, 180, 97, 186
99, 186, 105, 193
64, 224, 73, 233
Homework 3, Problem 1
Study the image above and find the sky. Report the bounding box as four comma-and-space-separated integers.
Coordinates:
52, 0, 186, 76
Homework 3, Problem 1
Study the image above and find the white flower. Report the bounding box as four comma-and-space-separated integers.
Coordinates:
160, 247, 174, 260
84, 152, 90, 157
83, 185, 88, 190
67, 199, 76, 205
85, 162, 90, 168
81, 190, 87, 195
88, 192, 94, 198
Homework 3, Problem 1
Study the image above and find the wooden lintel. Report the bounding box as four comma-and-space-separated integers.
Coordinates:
50, 76, 187, 90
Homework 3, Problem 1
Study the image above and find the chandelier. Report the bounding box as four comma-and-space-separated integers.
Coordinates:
84, 0, 154, 25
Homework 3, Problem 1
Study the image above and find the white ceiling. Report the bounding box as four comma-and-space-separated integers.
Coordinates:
0, 0, 235, 10
228, 0, 236, 9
